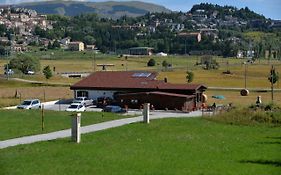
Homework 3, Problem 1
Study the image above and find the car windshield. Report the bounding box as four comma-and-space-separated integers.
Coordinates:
105, 107, 113, 110
21, 101, 32, 105
69, 105, 78, 109
73, 100, 82, 103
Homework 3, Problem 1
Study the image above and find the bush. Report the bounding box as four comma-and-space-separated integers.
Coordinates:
147, 58, 156, 67
186, 71, 194, 83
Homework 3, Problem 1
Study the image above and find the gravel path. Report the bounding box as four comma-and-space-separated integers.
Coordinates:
0, 111, 202, 149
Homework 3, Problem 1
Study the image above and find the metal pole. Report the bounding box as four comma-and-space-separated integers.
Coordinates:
6, 50, 9, 80
43, 89, 46, 102
59, 98, 61, 111
93, 51, 96, 72
41, 104, 44, 131
244, 63, 247, 89
271, 65, 274, 103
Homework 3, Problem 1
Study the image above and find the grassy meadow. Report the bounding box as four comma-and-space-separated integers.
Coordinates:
0, 117, 280, 175
0, 51, 281, 107
0, 109, 130, 141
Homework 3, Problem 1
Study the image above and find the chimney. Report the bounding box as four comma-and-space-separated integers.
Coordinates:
164, 77, 168, 83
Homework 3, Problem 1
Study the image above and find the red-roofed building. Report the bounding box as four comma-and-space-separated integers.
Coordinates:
70, 71, 207, 111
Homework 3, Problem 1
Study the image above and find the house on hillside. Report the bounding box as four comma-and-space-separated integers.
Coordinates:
68, 41, 84, 51
70, 71, 207, 111
178, 32, 202, 43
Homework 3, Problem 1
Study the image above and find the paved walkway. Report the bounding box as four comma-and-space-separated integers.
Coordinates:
0, 111, 202, 149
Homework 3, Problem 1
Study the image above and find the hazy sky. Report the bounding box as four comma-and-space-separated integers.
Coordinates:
0, 0, 280, 19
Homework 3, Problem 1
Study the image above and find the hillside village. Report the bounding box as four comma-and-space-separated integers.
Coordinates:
0, 6, 54, 52
0, 3, 280, 59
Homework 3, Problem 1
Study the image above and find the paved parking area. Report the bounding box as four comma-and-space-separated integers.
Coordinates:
4, 99, 203, 118
41, 100, 103, 112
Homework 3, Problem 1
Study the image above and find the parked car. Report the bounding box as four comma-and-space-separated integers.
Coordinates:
17, 99, 41, 109
4, 69, 14, 75
72, 97, 93, 106
102, 105, 126, 113
97, 97, 114, 108
66, 103, 86, 112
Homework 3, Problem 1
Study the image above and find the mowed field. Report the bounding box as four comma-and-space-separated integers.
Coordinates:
0, 110, 131, 141
0, 118, 280, 175
0, 52, 281, 107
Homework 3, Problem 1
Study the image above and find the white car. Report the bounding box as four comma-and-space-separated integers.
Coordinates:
66, 103, 86, 112
25, 70, 35, 75
17, 99, 41, 109
72, 97, 93, 106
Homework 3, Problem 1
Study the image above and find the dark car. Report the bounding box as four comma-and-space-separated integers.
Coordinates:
97, 97, 114, 108
102, 105, 126, 113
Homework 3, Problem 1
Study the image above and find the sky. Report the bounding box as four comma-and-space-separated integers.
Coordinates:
0, 0, 280, 19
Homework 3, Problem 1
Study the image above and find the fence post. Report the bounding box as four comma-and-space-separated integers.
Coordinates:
143, 103, 150, 123
71, 113, 81, 143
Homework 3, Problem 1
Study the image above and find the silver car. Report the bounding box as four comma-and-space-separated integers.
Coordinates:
17, 99, 41, 109
73, 97, 93, 106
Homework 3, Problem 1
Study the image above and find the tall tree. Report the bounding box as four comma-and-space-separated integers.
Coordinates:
43, 65, 52, 80
268, 65, 279, 102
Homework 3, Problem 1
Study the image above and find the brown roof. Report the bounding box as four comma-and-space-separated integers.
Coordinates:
117, 91, 196, 98
70, 71, 206, 91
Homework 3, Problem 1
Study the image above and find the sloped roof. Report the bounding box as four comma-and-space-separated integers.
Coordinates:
70, 71, 207, 91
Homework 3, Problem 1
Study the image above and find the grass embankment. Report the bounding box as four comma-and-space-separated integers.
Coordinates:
206, 105, 281, 126
0, 110, 130, 141
0, 116, 280, 175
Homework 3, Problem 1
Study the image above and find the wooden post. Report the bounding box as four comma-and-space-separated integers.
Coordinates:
43, 89, 46, 102
59, 98, 61, 111
41, 104, 44, 131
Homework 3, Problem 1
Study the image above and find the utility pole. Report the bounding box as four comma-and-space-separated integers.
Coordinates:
6, 49, 9, 80
93, 51, 96, 72
244, 62, 247, 89
270, 65, 274, 103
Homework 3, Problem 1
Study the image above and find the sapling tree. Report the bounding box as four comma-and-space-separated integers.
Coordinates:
268, 65, 279, 102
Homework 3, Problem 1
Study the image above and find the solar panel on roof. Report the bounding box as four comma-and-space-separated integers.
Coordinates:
132, 72, 151, 78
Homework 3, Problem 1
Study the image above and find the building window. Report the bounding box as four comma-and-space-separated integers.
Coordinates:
131, 99, 138, 104
77, 91, 88, 98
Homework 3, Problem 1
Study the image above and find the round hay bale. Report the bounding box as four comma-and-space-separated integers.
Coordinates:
202, 94, 208, 103
240, 89, 249, 96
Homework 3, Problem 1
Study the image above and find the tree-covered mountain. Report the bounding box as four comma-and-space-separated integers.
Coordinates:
15, 0, 171, 19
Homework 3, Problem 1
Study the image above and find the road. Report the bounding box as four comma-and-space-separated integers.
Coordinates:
0, 110, 202, 149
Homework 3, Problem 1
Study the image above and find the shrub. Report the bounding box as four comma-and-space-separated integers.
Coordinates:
186, 71, 194, 83
147, 58, 156, 67
205, 107, 281, 126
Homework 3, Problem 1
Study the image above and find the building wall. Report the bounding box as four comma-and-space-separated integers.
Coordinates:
69, 42, 84, 51
75, 90, 117, 100
116, 93, 196, 111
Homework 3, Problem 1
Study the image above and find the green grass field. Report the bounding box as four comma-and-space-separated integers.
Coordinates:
0, 110, 130, 141
0, 117, 280, 175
